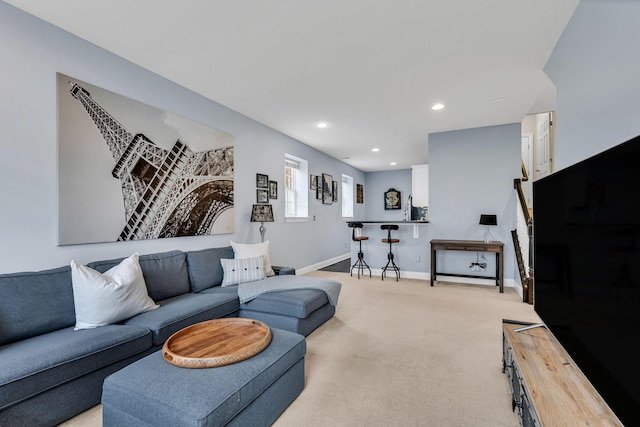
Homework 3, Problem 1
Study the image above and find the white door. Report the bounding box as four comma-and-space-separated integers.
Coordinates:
535, 112, 552, 179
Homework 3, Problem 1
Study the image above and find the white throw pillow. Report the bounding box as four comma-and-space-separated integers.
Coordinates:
230, 240, 275, 276
70, 253, 159, 330
220, 256, 266, 287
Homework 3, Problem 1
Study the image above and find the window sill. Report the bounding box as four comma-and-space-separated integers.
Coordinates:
285, 217, 309, 223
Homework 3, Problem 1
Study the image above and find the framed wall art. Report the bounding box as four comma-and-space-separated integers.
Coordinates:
332, 181, 338, 202
356, 184, 364, 203
269, 180, 278, 199
57, 73, 235, 245
257, 189, 269, 203
384, 188, 401, 210
322, 173, 333, 204
256, 173, 269, 188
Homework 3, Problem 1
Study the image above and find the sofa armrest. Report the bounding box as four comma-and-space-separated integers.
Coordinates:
272, 265, 296, 276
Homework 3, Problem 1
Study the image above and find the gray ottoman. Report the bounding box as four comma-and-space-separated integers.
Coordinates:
102, 328, 306, 427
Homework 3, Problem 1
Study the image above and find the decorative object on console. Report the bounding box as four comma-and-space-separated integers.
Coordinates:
479, 214, 497, 243
231, 239, 275, 276
256, 173, 269, 188
250, 204, 274, 243
384, 188, 401, 210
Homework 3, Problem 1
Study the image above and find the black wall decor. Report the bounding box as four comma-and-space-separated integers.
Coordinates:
384, 188, 401, 210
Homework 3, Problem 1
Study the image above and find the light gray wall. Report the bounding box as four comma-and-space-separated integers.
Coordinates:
364, 169, 412, 222
0, 2, 365, 273
545, 0, 640, 171
359, 169, 431, 275
429, 124, 521, 283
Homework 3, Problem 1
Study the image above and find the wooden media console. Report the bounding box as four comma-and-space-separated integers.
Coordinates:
502, 320, 622, 426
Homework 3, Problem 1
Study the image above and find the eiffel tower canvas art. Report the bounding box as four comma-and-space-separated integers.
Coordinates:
57, 73, 234, 245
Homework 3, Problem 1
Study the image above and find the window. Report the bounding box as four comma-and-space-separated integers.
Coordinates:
284, 154, 308, 220
342, 174, 354, 218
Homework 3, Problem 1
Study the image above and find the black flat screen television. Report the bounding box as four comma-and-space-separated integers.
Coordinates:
533, 135, 640, 426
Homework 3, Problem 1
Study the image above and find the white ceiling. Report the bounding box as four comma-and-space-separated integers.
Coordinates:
6, 0, 579, 172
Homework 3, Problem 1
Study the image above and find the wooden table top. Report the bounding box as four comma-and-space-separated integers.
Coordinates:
503, 322, 622, 426
162, 318, 272, 368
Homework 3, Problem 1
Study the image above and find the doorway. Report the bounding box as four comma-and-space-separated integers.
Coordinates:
521, 111, 555, 185
518, 111, 555, 300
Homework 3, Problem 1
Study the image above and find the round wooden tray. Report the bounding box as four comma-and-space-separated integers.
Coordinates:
162, 318, 272, 368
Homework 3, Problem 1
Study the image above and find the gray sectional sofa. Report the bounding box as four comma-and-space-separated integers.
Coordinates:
0, 246, 340, 426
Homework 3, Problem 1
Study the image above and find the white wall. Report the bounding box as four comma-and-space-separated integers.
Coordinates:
0, 2, 365, 273
429, 124, 521, 285
545, 0, 640, 171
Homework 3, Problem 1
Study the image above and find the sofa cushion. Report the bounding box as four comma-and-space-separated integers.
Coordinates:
0, 324, 151, 411
240, 288, 329, 319
71, 253, 159, 330
122, 293, 240, 346
0, 266, 75, 346
231, 240, 275, 276
185, 246, 234, 292
199, 285, 239, 297
239, 303, 336, 337
221, 256, 266, 287
88, 250, 189, 301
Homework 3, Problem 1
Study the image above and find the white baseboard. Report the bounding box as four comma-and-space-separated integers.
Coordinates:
297, 253, 350, 276
432, 275, 517, 292
367, 268, 430, 281
303, 259, 519, 293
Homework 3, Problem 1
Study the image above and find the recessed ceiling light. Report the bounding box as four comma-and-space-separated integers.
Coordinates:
432, 103, 444, 111
315, 121, 329, 129
372, 148, 380, 152
390, 162, 397, 166
493, 97, 506, 103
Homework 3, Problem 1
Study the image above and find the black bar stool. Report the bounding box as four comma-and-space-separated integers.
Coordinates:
381, 224, 400, 281
347, 222, 371, 278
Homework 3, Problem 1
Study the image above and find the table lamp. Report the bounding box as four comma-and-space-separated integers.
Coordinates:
250, 204, 274, 242
479, 214, 497, 243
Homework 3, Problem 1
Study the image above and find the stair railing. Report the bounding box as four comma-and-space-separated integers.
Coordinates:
513, 178, 534, 304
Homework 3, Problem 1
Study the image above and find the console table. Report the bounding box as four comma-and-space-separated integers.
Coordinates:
502, 320, 621, 426
430, 239, 504, 292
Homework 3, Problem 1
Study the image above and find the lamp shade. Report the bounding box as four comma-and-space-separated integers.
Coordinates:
250, 204, 274, 222
479, 214, 497, 226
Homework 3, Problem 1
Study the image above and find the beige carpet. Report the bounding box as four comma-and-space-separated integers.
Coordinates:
60, 271, 541, 427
